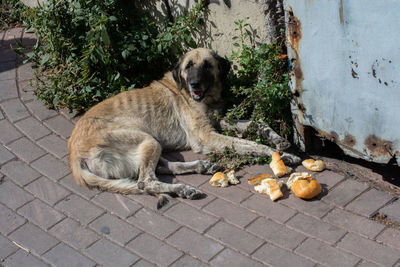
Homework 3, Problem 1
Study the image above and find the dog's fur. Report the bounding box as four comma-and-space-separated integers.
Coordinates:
68, 48, 300, 206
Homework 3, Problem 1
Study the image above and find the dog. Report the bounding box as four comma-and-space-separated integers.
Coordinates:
68, 48, 300, 207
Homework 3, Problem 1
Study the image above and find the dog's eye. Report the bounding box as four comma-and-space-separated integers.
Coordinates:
203, 60, 212, 70
185, 61, 193, 70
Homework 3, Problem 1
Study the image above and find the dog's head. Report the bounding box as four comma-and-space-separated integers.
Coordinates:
173, 48, 230, 102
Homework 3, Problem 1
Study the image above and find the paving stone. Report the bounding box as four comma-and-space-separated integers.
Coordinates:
253, 243, 315, 267
346, 188, 395, 218
296, 238, 360, 267
175, 173, 210, 187
315, 170, 346, 190
0, 160, 41, 186
59, 174, 99, 200
55, 194, 104, 225
0, 119, 23, 144
170, 255, 208, 267
203, 198, 258, 228
18, 80, 35, 102
0, 49, 17, 63
357, 260, 381, 267
324, 208, 385, 239
133, 259, 157, 267
4, 28, 23, 41
0, 234, 18, 259
164, 202, 219, 233
25, 176, 71, 205
241, 194, 296, 223
92, 192, 142, 218
0, 79, 18, 101
246, 217, 307, 250
31, 154, 70, 181
279, 193, 333, 218
243, 164, 269, 177
89, 213, 141, 246
127, 233, 183, 266
15, 117, 51, 140
6, 138, 46, 163
0, 180, 34, 210
128, 208, 180, 239
43, 115, 75, 139
211, 248, 264, 267
86, 238, 139, 267
337, 233, 400, 266
25, 99, 58, 121
127, 193, 175, 212
0, 203, 26, 235
17, 199, 65, 230
178, 192, 216, 209
167, 227, 224, 262
206, 221, 264, 255
286, 213, 347, 244
4, 249, 49, 267
322, 179, 369, 207
379, 199, 400, 223
0, 109, 4, 120
0, 99, 29, 122
37, 134, 69, 158
376, 228, 400, 251
0, 144, 15, 164
49, 218, 100, 250
0, 61, 15, 80
199, 182, 252, 204
9, 222, 59, 255
43, 242, 96, 267
17, 62, 35, 81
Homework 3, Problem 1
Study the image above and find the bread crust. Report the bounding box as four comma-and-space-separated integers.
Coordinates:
287, 172, 321, 199
302, 159, 326, 172
269, 152, 289, 177
209, 172, 229, 187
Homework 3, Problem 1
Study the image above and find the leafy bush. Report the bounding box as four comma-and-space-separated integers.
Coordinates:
23, 0, 206, 112
224, 19, 292, 139
0, 0, 27, 30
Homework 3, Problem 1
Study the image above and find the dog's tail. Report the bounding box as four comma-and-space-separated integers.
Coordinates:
69, 153, 142, 194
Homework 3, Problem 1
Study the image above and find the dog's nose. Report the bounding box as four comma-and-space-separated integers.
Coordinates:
190, 81, 200, 89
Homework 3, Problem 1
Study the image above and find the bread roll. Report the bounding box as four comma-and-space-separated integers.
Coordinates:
209, 172, 229, 187
287, 172, 321, 199
269, 152, 289, 177
248, 174, 271, 186
254, 178, 283, 201
302, 159, 326, 172
226, 170, 240, 185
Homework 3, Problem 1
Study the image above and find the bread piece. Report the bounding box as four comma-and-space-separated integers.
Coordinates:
302, 159, 326, 172
269, 152, 289, 177
254, 178, 283, 201
248, 174, 271, 186
226, 170, 240, 185
209, 172, 229, 187
287, 172, 321, 199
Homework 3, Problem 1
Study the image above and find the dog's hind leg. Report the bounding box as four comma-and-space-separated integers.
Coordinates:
156, 157, 220, 175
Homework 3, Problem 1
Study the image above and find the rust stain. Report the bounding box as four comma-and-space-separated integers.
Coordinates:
288, 10, 302, 51
351, 68, 359, 79
317, 129, 339, 143
339, 0, 344, 25
342, 134, 356, 147
364, 135, 393, 158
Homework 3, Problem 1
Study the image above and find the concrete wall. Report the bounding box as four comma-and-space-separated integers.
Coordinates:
137, 0, 283, 58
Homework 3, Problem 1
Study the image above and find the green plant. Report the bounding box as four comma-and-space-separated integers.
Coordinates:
208, 147, 271, 170
0, 0, 28, 30
21, 0, 206, 112
225, 19, 292, 140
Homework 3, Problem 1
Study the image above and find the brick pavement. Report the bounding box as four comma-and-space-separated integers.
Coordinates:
0, 27, 399, 267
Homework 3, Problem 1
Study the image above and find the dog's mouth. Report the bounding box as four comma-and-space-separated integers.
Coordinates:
191, 90, 204, 101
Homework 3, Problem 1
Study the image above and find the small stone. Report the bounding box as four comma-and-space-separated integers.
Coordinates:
101, 226, 110, 235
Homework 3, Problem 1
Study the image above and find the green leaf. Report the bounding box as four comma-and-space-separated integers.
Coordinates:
41, 54, 51, 65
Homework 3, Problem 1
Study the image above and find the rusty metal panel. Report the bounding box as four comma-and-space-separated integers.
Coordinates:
284, 0, 400, 164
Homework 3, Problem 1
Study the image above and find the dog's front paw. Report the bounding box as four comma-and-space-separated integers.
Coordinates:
280, 153, 301, 165
179, 185, 204, 200
199, 161, 221, 174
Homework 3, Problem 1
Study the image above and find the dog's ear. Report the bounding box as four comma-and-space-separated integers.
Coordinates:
173, 57, 183, 90
212, 52, 231, 80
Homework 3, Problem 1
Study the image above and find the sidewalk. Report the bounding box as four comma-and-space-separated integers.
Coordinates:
0, 27, 399, 267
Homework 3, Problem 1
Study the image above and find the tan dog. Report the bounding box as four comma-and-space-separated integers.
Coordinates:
68, 48, 300, 207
